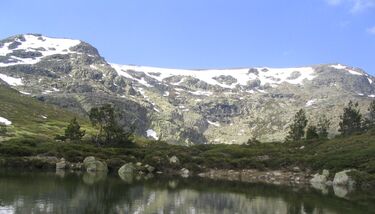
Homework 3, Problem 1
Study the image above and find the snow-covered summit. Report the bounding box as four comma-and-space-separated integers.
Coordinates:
0, 34, 81, 67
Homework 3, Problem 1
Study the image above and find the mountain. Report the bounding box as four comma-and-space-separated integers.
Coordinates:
0, 34, 374, 144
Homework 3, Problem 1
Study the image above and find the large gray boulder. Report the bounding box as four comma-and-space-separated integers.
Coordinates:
118, 163, 135, 183
83, 156, 108, 172
333, 169, 356, 187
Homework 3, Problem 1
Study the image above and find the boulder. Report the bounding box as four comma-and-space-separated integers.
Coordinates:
310, 173, 327, 184
145, 164, 155, 173
56, 158, 66, 170
169, 156, 180, 164
180, 168, 190, 178
333, 170, 356, 187
83, 156, 108, 172
118, 163, 135, 183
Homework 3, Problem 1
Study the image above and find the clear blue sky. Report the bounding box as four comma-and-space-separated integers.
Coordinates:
1, 0, 375, 75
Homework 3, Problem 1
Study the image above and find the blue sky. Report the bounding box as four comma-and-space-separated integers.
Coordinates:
0, 0, 375, 75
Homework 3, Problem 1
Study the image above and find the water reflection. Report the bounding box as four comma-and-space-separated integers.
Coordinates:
0, 171, 373, 214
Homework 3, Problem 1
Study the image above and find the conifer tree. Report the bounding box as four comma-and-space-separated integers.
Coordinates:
286, 109, 308, 141
338, 101, 363, 136
317, 115, 330, 139
306, 125, 319, 140
64, 117, 85, 142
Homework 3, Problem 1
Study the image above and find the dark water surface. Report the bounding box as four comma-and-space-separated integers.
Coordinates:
0, 170, 374, 214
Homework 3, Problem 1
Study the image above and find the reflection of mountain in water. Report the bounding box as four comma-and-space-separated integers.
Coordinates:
0, 171, 372, 214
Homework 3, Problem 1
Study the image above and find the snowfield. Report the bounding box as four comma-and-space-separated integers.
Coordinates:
0, 34, 81, 67
111, 64, 317, 89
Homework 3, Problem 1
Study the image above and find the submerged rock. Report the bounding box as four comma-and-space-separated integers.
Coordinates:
180, 168, 190, 178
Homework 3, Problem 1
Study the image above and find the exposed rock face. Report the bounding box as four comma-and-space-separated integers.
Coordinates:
1, 34, 375, 144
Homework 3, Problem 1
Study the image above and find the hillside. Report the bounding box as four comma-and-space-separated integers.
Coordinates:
1, 34, 375, 144
0, 83, 91, 140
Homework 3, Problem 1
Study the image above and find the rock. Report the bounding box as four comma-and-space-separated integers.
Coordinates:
326, 180, 333, 186
118, 163, 134, 182
292, 166, 301, 172
56, 158, 66, 170
145, 164, 155, 173
333, 169, 356, 187
180, 168, 190, 178
256, 155, 270, 161
136, 162, 142, 167
83, 156, 95, 165
169, 156, 180, 164
310, 173, 327, 184
322, 169, 329, 177
83, 171, 107, 185
83, 156, 108, 172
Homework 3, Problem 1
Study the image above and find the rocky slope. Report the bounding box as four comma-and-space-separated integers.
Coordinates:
0, 34, 374, 144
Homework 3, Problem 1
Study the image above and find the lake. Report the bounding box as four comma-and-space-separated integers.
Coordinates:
0, 170, 374, 214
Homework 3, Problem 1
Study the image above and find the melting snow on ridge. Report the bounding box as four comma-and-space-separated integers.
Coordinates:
111, 64, 316, 88
146, 129, 158, 140
330, 64, 363, 76
0, 116, 12, 125
0, 73, 23, 86
0, 35, 81, 67
305, 99, 317, 107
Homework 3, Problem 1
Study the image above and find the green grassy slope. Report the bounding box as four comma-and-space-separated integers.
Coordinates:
0, 84, 92, 140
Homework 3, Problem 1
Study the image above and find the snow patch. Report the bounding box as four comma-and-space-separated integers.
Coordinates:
0, 73, 23, 86
305, 99, 317, 107
207, 120, 220, 127
369, 95, 375, 98
19, 91, 31, 95
146, 129, 158, 140
0, 116, 12, 125
330, 64, 363, 76
368, 78, 373, 84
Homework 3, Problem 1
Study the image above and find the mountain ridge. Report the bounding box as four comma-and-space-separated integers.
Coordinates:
0, 34, 374, 144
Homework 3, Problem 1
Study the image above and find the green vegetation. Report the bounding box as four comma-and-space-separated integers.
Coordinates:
0, 123, 6, 136
89, 104, 132, 145
286, 109, 308, 141
339, 101, 363, 136
62, 117, 85, 142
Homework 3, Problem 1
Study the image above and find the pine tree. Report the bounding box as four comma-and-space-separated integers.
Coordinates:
89, 104, 130, 145
306, 125, 319, 140
64, 117, 85, 142
338, 101, 363, 136
317, 115, 331, 139
286, 109, 308, 141
368, 100, 375, 129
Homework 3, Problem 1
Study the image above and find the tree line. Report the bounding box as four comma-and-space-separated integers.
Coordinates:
286, 100, 375, 142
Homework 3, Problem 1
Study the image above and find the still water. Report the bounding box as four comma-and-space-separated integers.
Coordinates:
0, 170, 374, 214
